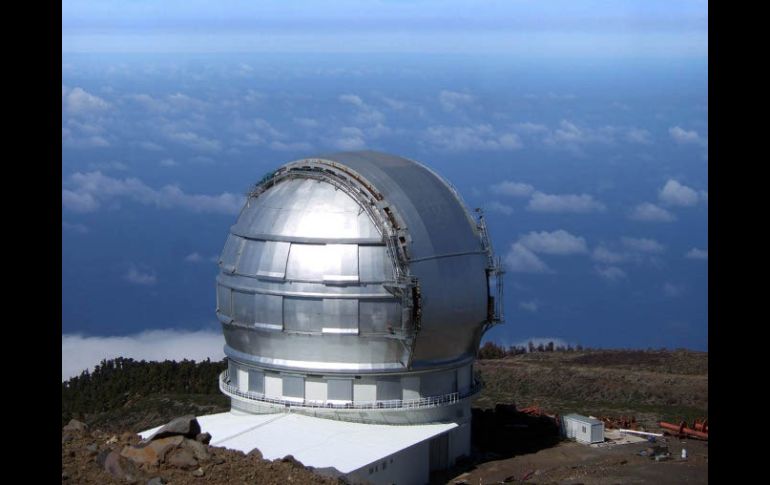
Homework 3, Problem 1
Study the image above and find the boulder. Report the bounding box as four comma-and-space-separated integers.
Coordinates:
98, 450, 139, 481
146, 478, 165, 485
63, 419, 88, 433
192, 467, 205, 477
281, 454, 305, 469
247, 448, 263, 460
166, 448, 198, 469
182, 439, 210, 462
143, 416, 201, 442
195, 432, 212, 445
121, 436, 184, 466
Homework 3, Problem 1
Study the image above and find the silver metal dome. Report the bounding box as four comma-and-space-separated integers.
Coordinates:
216, 151, 503, 423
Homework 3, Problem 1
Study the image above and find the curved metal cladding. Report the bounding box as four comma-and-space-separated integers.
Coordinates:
217, 151, 495, 378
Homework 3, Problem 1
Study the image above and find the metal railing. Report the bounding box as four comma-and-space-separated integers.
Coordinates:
219, 371, 481, 411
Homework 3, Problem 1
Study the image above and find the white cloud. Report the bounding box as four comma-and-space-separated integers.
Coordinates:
165, 130, 221, 152
620, 237, 665, 254
63, 87, 110, 115
127, 92, 208, 114
438, 90, 474, 112
62, 189, 100, 213
485, 201, 513, 215
685, 248, 708, 260
669, 126, 701, 144
89, 161, 128, 172
518, 230, 588, 255
527, 120, 653, 153
490, 181, 535, 198
62, 119, 110, 148
505, 242, 552, 273
424, 125, 522, 151
595, 265, 627, 282
591, 245, 629, 264
625, 128, 652, 144
628, 203, 676, 222
62, 221, 89, 234
124, 264, 157, 286
184, 252, 203, 263
382, 97, 408, 110
332, 126, 367, 150
61, 329, 225, 382
527, 192, 606, 213
293, 117, 319, 128
160, 158, 178, 167
659, 179, 700, 207
513, 122, 549, 134
663, 282, 685, 297
339, 94, 365, 108
62, 171, 244, 215
518, 300, 539, 313
139, 141, 164, 151
269, 141, 313, 152
338, 94, 386, 125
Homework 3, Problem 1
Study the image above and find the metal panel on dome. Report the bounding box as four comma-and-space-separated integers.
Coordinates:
321, 298, 358, 334
217, 284, 232, 317
359, 300, 401, 334
285, 244, 328, 281
233, 178, 381, 242
284, 297, 323, 332
220, 234, 243, 273
358, 246, 390, 282
313, 151, 481, 260
236, 240, 291, 280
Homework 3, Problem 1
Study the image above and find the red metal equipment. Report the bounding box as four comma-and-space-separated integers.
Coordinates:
658, 420, 708, 440
600, 415, 639, 430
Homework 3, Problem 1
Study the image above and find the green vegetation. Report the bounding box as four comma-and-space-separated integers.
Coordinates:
62, 357, 228, 429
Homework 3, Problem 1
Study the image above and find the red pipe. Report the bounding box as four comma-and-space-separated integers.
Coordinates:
658, 421, 708, 440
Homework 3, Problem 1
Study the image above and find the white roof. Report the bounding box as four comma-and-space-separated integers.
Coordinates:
563, 413, 603, 426
140, 411, 457, 474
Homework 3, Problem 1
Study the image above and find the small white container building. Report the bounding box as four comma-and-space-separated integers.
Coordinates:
562, 414, 604, 444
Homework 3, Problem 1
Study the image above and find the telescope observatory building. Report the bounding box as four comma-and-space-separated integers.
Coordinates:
143, 151, 504, 484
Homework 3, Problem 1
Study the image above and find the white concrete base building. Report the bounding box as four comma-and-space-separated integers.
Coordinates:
140, 411, 471, 485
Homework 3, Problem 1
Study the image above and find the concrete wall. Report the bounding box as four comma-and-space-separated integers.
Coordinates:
348, 438, 430, 485
265, 374, 282, 398
306, 377, 327, 402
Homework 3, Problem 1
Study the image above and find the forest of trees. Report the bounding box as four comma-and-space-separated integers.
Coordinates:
477, 340, 585, 359
62, 357, 227, 425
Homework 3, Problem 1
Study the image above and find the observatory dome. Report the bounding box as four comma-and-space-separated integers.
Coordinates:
217, 151, 503, 424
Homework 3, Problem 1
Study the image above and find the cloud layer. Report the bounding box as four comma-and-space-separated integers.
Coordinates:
62, 330, 225, 382
62, 171, 244, 214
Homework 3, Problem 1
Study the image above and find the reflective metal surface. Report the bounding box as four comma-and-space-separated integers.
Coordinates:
217, 150, 502, 375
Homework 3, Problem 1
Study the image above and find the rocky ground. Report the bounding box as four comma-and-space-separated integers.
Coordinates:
444, 437, 708, 485
61, 417, 342, 485
474, 349, 708, 428
62, 350, 708, 484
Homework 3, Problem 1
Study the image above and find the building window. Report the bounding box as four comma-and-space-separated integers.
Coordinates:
376, 377, 401, 401
328, 379, 353, 402
283, 375, 305, 400
228, 360, 238, 386
248, 370, 264, 394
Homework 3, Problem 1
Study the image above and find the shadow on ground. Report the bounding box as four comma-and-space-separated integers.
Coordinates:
430, 404, 563, 484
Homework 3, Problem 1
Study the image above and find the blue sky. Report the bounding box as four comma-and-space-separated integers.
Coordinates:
61, 1, 708, 379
